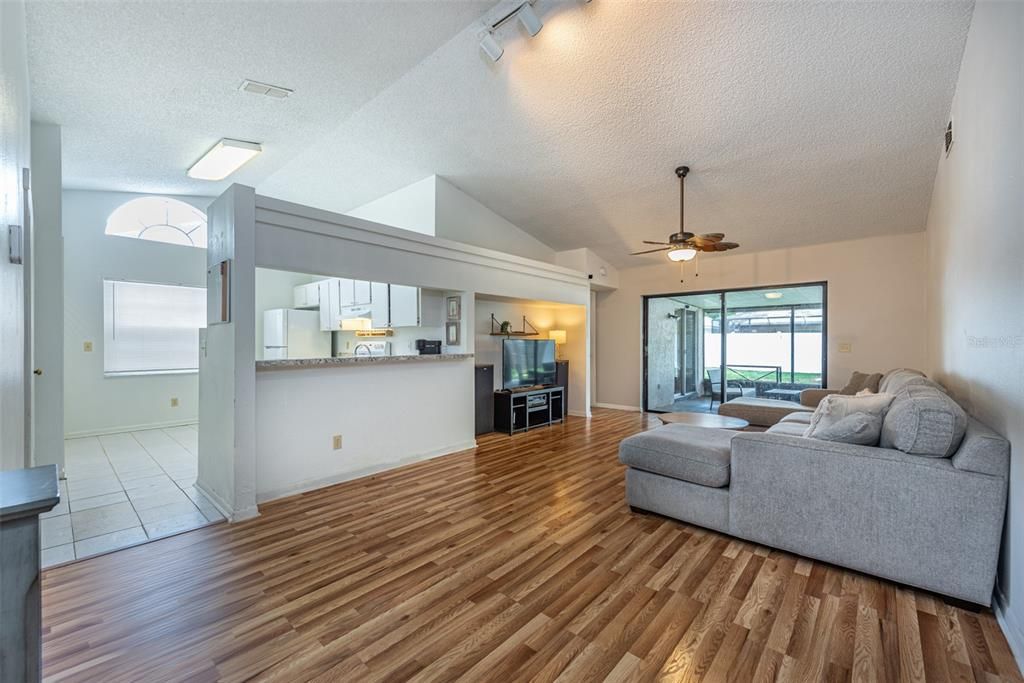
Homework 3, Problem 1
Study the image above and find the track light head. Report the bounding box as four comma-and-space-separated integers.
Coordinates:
479, 32, 504, 61
517, 3, 543, 36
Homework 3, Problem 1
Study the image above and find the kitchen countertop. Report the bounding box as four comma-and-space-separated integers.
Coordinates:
256, 353, 474, 371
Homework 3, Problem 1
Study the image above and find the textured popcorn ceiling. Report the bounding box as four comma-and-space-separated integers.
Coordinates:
28, 1, 972, 265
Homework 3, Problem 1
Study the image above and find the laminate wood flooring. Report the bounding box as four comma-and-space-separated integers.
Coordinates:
40, 409, 1022, 682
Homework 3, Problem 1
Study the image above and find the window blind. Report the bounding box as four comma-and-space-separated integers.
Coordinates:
103, 280, 206, 375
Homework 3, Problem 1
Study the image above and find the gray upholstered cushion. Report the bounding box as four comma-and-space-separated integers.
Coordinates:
779, 412, 813, 425
879, 368, 927, 394
880, 384, 967, 458
804, 392, 894, 439
809, 412, 882, 445
766, 421, 808, 437
718, 397, 812, 427
618, 424, 735, 487
839, 371, 883, 395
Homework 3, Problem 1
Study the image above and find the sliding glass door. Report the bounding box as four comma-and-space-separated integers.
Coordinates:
644, 283, 826, 412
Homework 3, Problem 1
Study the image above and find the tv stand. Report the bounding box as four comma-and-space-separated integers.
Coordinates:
493, 386, 564, 435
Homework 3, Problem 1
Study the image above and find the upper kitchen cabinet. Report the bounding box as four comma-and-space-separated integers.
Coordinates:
318, 279, 339, 330
389, 285, 420, 327
293, 282, 320, 309
353, 280, 371, 306
369, 282, 390, 328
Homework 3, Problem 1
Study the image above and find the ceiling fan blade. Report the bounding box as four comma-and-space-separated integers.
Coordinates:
641, 240, 671, 245
630, 247, 671, 255
699, 233, 725, 242
715, 242, 740, 251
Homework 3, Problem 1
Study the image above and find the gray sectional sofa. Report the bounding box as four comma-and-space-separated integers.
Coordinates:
620, 370, 1010, 605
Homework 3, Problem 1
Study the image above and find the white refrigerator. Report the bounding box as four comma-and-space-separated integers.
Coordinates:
263, 309, 331, 360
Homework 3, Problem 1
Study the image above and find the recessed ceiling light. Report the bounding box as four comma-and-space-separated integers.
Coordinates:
187, 139, 262, 181
239, 79, 293, 99
764, 292, 784, 299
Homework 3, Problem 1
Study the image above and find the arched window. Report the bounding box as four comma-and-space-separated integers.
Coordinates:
105, 196, 207, 248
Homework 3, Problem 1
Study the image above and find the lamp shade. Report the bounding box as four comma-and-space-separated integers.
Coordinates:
667, 247, 697, 262
548, 329, 567, 345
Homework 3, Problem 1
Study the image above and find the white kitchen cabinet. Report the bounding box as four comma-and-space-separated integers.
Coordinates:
293, 282, 320, 309
317, 280, 338, 330
389, 285, 420, 327
369, 282, 390, 328
337, 278, 355, 307
353, 280, 371, 306
419, 291, 444, 327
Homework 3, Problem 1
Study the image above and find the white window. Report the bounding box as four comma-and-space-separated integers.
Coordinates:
105, 196, 207, 248
103, 280, 206, 376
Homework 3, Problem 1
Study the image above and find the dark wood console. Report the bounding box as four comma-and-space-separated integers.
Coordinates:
493, 386, 564, 435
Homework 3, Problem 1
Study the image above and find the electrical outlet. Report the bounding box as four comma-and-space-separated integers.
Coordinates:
838, 342, 852, 353
332, 434, 343, 450
83, 341, 93, 352
170, 397, 179, 407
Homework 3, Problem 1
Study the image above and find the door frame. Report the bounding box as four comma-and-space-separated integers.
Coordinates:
642, 281, 828, 413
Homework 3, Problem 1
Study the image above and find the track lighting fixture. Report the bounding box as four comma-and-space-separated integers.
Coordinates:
478, 1, 544, 62
479, 32, 504, 62
517, 3, 543, 36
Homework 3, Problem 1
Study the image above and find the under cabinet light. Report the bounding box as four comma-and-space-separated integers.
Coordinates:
187, 139, 262, 181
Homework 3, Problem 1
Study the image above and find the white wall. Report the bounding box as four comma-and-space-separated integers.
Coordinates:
30, 123, 63, 473
434, 176, 556, 264
345, 175, 436, 236
924, 1, 1024, 664
0, 0, 31, 470
254, 267, 318, 360
555, 247, 620, 291
62, 190, 209, 436
198, 185, 257, 521
255, 360, 474, 501
345, 175, 558, 264
475, 297, 589, 416
596, 232, 929, 409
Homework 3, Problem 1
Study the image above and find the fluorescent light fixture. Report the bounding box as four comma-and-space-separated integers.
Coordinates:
340, 318, 372, 331
667, 247, 697, 262
187, 139, 261, 180
517, 3, 543, 36
764, 291, 784, 300
480, 32, 504, 61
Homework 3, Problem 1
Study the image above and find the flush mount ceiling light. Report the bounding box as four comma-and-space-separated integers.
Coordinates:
187, 139, 262, 180
667, 247, 698, 262
239, 79, 293, 99
764, 291, 784, 300
479, 1, 543, 62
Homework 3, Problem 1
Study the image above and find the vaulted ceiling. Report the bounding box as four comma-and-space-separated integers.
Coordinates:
27, 0, 972, 267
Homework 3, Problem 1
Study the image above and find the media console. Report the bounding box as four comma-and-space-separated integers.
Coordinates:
493, 386, 564, 435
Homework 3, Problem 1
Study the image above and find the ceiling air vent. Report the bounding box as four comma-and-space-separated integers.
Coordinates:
944, 119, 953, 156
239, 79, 293, 99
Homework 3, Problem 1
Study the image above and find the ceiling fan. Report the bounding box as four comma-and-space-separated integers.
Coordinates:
631, 166, 739, 262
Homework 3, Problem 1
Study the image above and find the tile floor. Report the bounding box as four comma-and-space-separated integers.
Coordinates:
41, 425, 224, 568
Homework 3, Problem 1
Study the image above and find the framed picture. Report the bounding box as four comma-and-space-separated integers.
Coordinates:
446, 296, 461, 321
445, 321, 460, 346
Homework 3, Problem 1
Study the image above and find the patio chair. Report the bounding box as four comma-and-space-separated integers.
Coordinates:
703, 367, 755, 412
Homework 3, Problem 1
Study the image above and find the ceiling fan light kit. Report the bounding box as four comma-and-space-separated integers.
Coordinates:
630, 165, 740, 280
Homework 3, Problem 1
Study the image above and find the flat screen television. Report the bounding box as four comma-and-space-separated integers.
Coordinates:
502, 339, 556, 390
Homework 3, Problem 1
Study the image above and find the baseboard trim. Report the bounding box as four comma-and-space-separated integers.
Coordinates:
592, 402, 641, 412
194, 481, 237, 522
256, 439, 479, 504
65, 419, 197, 439
994, 585, 1024, 672
568, 409, 590, 418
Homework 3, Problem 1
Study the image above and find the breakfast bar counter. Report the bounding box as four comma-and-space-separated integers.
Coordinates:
256, 353, 473, 371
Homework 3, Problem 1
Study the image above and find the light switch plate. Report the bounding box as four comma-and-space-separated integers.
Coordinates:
83, 341, 93, 352
838, 342, 852, 353
170, 397, 179, 407
332, 435, 343, 450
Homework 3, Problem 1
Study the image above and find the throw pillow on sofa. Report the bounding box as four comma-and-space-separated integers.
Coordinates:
810, 412, 883, 445
880, 383, 967, 457
840, 371, 883, 395
804, 392, 895, 443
